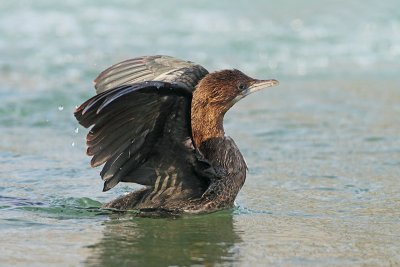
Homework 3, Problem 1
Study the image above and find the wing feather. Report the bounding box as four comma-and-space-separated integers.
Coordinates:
75, 55, 214, 202
94, 55, 208, 94
75, 82, 211, 194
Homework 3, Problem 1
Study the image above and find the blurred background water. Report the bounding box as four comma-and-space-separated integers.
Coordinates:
1, 0, 399, 266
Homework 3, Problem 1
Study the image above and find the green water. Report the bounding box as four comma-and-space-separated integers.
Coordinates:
1, 0, 400, 266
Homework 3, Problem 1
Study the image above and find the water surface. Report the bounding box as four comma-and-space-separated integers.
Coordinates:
1, 0, 400, 266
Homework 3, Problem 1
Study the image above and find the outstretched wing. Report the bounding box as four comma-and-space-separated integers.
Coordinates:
75, 56, 213, 200
94, 55, 208, 94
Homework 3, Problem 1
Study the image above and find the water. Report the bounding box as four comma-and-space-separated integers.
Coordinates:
1, 0, 399, 266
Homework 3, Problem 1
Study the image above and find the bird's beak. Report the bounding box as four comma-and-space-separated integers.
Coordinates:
247, 79, 279, 95
232, 78, 279, 104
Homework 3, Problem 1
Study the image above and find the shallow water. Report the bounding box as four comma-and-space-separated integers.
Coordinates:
1, 0, 400, 266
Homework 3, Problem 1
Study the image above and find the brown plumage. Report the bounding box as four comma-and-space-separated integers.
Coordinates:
74, 55, 278, 214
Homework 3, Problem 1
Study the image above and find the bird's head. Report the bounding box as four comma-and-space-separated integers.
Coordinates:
193, 69, 279, 114
191, 69, 279, 147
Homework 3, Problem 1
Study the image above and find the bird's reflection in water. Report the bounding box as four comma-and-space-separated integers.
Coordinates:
85, 211, 242, 266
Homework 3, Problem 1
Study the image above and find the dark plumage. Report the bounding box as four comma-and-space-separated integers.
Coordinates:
74, 55, 278, 214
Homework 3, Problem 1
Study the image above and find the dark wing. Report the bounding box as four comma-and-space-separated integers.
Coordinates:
75, 56, 213, 199
75, 81, 213, 194
94, 55, 208, 94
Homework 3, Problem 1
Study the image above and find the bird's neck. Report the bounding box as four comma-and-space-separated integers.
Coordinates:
191, 99, 226, 149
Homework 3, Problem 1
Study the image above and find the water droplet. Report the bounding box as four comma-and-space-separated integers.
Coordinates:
74, 127, 79, 134
58, 105, 64, 111
71, 142, 75, 147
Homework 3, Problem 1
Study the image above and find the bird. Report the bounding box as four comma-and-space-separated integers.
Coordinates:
74, 55, 278, 214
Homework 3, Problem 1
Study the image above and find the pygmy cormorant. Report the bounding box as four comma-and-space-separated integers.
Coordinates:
75, 55, 278, 214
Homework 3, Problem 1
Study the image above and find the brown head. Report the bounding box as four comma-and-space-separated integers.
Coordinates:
191, 69, 278, 147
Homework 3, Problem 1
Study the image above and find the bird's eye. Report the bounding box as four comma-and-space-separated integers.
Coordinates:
238, 83, 247, 91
